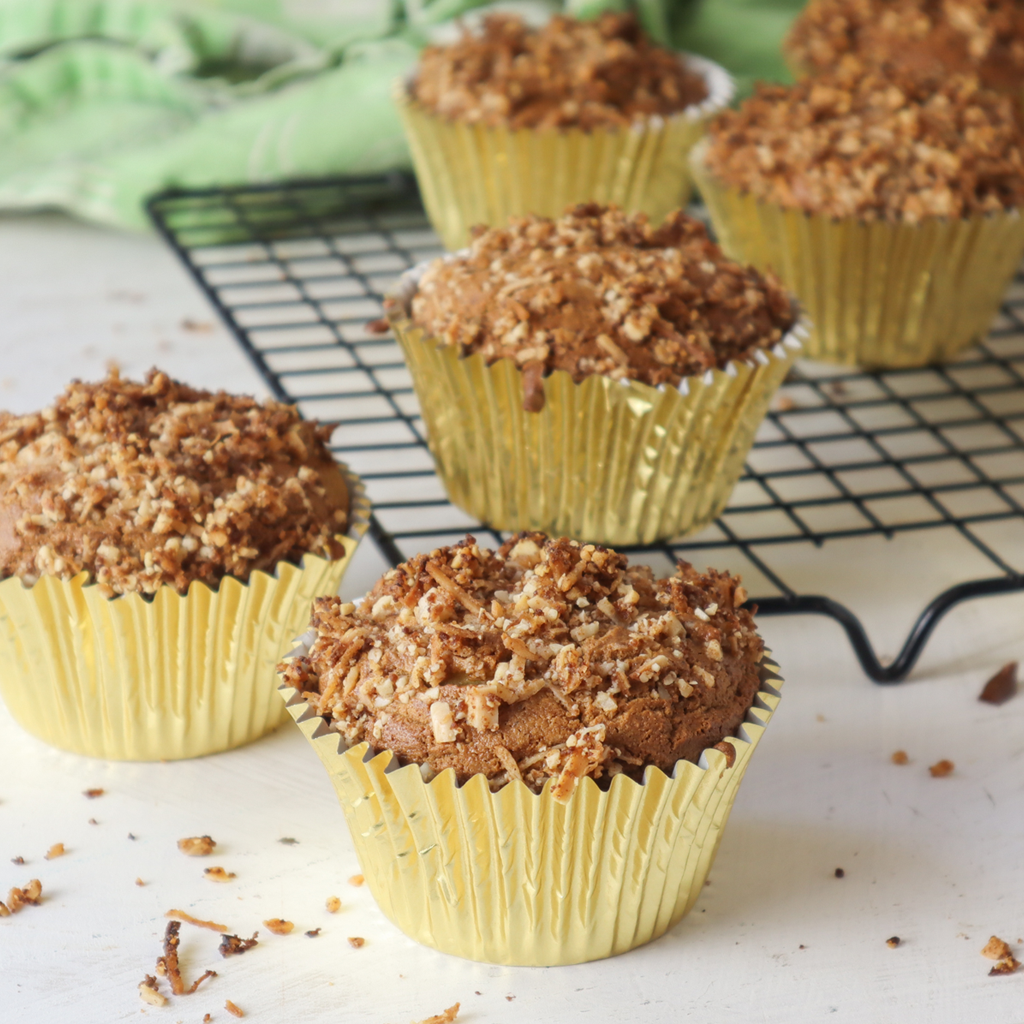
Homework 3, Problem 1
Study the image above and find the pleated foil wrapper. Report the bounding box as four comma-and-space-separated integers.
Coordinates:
691, 141, 1024, 367
279, 654, 783, 966
389, 263, 804, 546
396, 55, 734, 252
0, 469, 370, 761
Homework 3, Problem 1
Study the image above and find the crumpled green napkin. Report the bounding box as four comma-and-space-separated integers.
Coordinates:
0, 0, 802, 229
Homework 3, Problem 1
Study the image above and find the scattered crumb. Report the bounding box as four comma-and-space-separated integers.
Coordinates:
505, 995, 516, 1002
135, 878, 145, 887
157, 921, 186, 994
348, 874, 365, 887
204, 1016, 212, 1023
891, 750, 909, 765
263, 919, 294, 936
815, 714, 826, 723
167, 909, 229, 933
138, 976, 166, 1007
187, 970, 217, 994
89, 819, 99, 826
413, 1003, 460, 1024
834, 868, 845, 878
305, 928, 321, 938
225, 999, 245, 1017
348, 936, 365, 948
44, 843, 65, 860
278, 837, 299, 845
128, 833, 136, 840
799, 944, 807, 949
474, 991, 482, 996
366, 317, 390, 335
2, 879, 42, 916
219, 932, 259, 957
886, 936, 901, 948
10, 856, 24, 865
83, 788, 104, 799
979, 662, 1018, 706
990, 957, 1021, 976
178, 836, 216, 856
775, 395, 797, 412
204, 867, 237, 883
326, 896, 341, 913
929, 760, 955, 778
982, 936, 1012, 960
181, 318, 215, 333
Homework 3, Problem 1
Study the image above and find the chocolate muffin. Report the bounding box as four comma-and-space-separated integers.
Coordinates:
407, 203, 796, 411
0, 369, 349, 597
411, 12, 708, 130
282, 534, 764, 800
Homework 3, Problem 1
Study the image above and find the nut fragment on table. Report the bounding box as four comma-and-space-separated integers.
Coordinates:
178, 835, 216, 856
979, 662, 1018, 705
138, 976, 167, 1007
348, 936, 365, 948
44, 843, 65, 860
225, 1000, 245, 1017
1, 878, 42, 916
348, 875, 364, 887
262, 918, 294, 936
219, 932, 259, 957
413, 1003, 460, 1024
325, 896, 341, 913
982, 936, 1013, 960
204, 866, 236, 882
886, 936, 900, 948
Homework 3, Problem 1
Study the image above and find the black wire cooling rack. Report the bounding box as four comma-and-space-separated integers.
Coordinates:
149, 173, 1024, 683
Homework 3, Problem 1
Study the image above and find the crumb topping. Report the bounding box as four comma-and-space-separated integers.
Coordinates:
704, 67, 1024, 223
411, 13, 707, 130
405, 205, 794, 411
281, 533, 764, 799
0, 369, 349, 597
785, 0, 1024, 94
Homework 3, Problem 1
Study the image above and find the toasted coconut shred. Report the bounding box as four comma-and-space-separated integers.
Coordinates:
282, 534, 764, 801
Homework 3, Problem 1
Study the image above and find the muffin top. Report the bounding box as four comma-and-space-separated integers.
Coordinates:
403, 204, 795, 411
785, 0, 1024, 94
703, 67, 1024, 222
410, 12, 708, 130
0, 370, 350, 597
281, 533, 765, 801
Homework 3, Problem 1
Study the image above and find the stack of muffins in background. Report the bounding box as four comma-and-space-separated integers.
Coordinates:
5, 2, 1024, 976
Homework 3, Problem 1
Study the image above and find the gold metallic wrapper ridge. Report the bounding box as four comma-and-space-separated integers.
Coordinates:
397, 56, 734, 252
389, 290, 803, 546
280, 658, 783, 966
0, 469, 370, 761
692, 141, 1024, 367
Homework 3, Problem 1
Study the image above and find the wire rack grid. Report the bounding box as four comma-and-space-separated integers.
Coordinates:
149, 173, 1024, 683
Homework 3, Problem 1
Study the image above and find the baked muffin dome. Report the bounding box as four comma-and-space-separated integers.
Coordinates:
411, 11, 708, 130
0, 369, 349, 596
703, 66, 1024, 222
407, 203, 795, 410
282, 534, 765, 800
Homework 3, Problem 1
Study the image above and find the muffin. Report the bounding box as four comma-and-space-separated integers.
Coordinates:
0, 369, 369, 760
387, 203, 803, 545
279, 533, 784, 965
784, 0, 1024, 97
692, 66, 1024, 366
397, 12, 733, 250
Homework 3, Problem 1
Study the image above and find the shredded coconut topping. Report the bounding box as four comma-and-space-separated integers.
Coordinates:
411, 12, 707, 130
281, 534, 764, 798
704, 66, 1024, 222
0, 369, 349, 596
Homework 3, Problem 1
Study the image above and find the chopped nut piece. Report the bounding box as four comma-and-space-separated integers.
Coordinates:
990, 957, 1021, 976
0, 903, 9, 918
891, 750, 909, 765
305, 928, 321, 937
178, 836, 216, 857
982, 936, 1013, 960
929, 760, 955, 778
219, 933, 259, 957
834, 867, 845, 878
225, 1000, 245, 1017
204, 867, 236, 883
325, 896, 341, 913
166, 910, 229, 933
262, 919, 294, 936
44, 843, 65, 860
348, 936, 365, 948
348, 875, 365, 887
83, 788, 104, 798
139, 976, 167, 1007
886, 936, 901, 948
979, 662, 1018, 706
413, 1003, 460, 1024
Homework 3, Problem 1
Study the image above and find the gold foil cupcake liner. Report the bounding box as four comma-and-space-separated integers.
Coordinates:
389, 264, 804, 546
397, 55, 734, 251
692, 141, 1024, 367
0, 468, 370, 761
280, 655, 783, 966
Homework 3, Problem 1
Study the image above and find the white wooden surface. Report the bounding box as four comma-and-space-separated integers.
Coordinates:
1, 214, 1022, 1024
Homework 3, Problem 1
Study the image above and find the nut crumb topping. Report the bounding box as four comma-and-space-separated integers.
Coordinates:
0, 369, 348, 597
705, 66, 1024, 223
785, 0, 1024, 94
282, 533, 764, 800
411, 13, 706, 130
178, 836, 216, 857
407, 205, 794, 411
